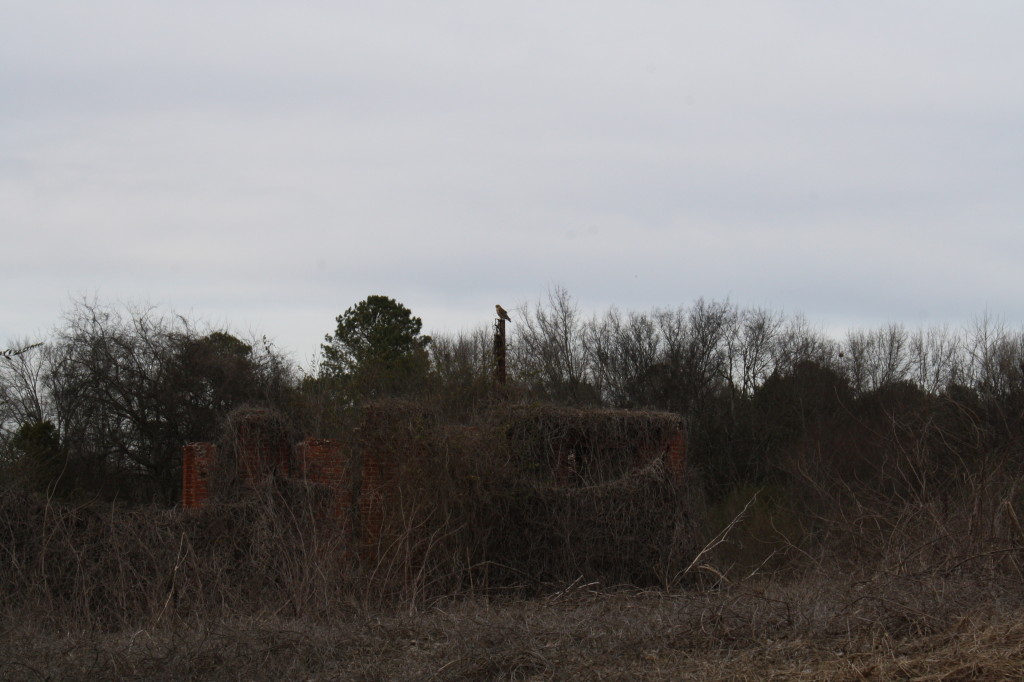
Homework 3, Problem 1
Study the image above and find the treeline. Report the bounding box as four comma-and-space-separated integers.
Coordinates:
3, 291, 1024, 505
439, 288, 1024, 499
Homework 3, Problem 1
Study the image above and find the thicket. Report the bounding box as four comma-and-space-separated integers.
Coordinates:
3, 290, 1024, 633
1, 300, 294, 504
345, 401, 698, 599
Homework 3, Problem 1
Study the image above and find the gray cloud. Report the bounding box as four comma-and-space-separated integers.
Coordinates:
2, 2, 1023, 363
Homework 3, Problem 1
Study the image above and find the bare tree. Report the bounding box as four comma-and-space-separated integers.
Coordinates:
512, 287, 596, 404
3, 300, 296, 503
907, 325, 963, 395
585, 308, 662, 408
0, 341, 50, 432
428, 327, 494, 419
842, 324, 911, 394
730, 308, 784, 396
964, 313, 1024, 401
679, 299, 736, 411
771, 313, 837, 378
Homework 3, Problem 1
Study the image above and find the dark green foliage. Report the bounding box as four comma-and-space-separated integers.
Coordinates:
8, 420, 65, 493
755, 361, 853, 439
320, 295, 431, 401
166, 332, 269, 439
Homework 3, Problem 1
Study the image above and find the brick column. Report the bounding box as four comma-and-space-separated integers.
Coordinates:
295, 438, 352, 521
358, 449, 396, 552
182, 442, 217, 509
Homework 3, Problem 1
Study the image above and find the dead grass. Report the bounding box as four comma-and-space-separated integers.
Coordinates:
6, 485, 1024, 680
5, 570, 1024, 681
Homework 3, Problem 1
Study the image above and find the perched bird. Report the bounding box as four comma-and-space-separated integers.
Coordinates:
495, 304, 512, 323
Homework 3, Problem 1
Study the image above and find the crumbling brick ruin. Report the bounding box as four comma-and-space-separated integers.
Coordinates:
182, 403, 688, 571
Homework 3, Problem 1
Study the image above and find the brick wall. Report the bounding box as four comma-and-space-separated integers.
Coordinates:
294, 438, 352, 523
356, 443, 403, 556
354, 406, 432, 557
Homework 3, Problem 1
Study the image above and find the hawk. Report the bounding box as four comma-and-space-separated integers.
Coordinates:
495, 304, 512, 323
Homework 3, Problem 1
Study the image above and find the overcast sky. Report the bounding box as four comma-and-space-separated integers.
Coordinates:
3, 2, 1022, 366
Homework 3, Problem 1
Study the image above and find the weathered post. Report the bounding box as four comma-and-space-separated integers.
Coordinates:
493, 316, 506, 387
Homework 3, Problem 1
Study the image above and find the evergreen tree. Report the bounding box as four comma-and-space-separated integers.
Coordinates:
320, 295, 431, 399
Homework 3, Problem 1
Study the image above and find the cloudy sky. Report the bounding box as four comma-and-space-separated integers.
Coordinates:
3, 2, 1022, 365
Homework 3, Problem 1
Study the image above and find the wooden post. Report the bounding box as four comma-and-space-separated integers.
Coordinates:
493, 316, 506, 387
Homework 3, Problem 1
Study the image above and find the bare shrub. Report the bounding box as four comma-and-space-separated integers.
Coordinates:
0, 480, 351, 631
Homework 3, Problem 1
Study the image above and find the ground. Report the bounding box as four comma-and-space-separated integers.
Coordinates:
6, 578, 1024, 681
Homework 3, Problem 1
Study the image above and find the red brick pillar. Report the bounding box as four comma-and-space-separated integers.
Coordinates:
182, 442, 217, 509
